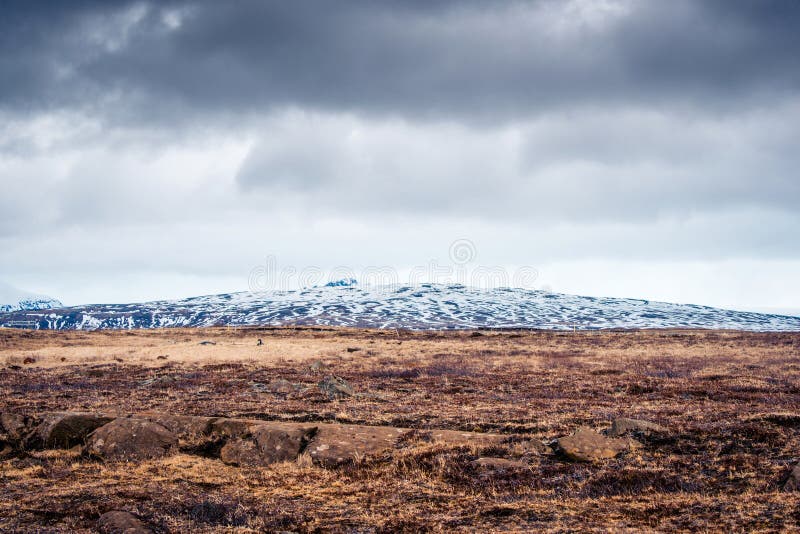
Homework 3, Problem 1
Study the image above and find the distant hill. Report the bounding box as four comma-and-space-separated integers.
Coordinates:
1, 282, 798, 331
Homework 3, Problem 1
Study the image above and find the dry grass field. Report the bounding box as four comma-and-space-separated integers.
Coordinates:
1, 327, 799, 532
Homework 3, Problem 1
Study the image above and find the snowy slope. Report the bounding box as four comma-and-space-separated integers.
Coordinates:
1, 283, 798, 331
0, 282, 62, 313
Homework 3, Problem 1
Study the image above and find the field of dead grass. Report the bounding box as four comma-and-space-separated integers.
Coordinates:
1, 327, 799, 532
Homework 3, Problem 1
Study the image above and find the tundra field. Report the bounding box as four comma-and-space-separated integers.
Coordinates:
1, 327, 799, 533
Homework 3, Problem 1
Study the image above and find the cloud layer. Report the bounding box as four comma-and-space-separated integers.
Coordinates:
0, 0, 798, 310
2, 1, 800, 121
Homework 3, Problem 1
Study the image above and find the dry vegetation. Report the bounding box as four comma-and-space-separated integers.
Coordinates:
1, 327, 799, 532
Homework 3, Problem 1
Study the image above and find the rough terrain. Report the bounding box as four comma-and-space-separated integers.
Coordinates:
1, 327, 799, 532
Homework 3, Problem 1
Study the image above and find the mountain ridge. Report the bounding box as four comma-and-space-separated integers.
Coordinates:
0, 281, 62, 313
1, 284, 797, 331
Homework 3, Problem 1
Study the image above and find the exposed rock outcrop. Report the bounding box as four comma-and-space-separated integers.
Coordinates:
318, 375, 354, 399
24, 412, 114, 449
307, 423, 411, 466
220, 423, 316, 467
556, 427, 639, 462
4, 410, 656, 474
97, 510, 152, 533
86, 418, 178, 461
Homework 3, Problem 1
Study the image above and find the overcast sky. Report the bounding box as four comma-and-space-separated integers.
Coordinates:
1, 0, 798, 314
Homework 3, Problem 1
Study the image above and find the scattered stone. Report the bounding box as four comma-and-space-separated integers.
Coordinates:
97, 510, 152, 534
139, 376, 177, 388
220, 423, 316, 466
156, 355, 168, 360
318, 375, 354, 399
22, 357, 35, 365
198, 340, 216, 346
25, 412, 114, 449
307, 423, 411, 467
6, 364, 21, 370
308, 360, 328, 373
607, 418, 667, 438
252, 379, 300, 395
257, 338, 263, 346
784, 463, 800, 491
556, 427, 638, 462
509, 438, 551, 455
346, 347, 361, 353
85, 418, 178, 461
472, 457, 529, 473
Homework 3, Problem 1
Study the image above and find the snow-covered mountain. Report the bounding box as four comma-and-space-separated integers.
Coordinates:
0, 282, 62, 313
0, 283, 798, 331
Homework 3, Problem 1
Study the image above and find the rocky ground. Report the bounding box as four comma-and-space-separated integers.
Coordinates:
0, 327, 799, 532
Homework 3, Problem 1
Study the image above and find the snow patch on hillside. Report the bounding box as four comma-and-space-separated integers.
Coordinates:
1, 283, 798, 331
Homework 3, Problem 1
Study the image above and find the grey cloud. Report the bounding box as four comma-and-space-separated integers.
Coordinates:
234, 109, 800, 222
1, 1, 800, 124
2, 0, 799, 310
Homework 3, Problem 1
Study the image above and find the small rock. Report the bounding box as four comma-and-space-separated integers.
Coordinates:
156, 355, 168, 360
97, 510, 152, 533
253, 379, 299, 395
607, 418, 667, 438
198, 340, 216, 346
346, 347, 361, 353
22, 357, 35, 365
308, 360, 328, 373
85, 418, 178, 461
139, 376, 177, 388
307, 424, 411, 467
784, 463, 800, 491
25, 412, 114, 449
318, 375, 354, 399
220, 423, 317, 466
556, 427, 638, 462
511, 438, 552, 455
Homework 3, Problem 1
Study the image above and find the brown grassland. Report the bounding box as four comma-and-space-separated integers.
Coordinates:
1, 327, 799, 532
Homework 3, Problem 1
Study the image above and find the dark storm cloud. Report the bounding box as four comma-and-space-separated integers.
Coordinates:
2, 0, 800, 123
